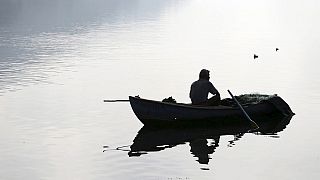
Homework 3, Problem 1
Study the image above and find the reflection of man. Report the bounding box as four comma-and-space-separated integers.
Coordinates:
189, 137, 220, 164
189, 69, 220, 106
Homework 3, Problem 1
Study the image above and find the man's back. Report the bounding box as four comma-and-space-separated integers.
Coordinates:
189, 79, 218, 104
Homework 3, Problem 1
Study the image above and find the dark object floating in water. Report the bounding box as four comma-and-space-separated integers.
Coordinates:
254, 54, 258, 59
129, 94, 294, 127
276, 48, 279, 51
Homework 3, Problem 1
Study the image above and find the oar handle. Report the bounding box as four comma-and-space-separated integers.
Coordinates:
227, 90, 259, 129
103, 100, 129, 102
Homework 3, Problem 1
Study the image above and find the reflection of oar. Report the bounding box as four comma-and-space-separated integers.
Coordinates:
103, 99, 129, 102
227, 90, 259, 129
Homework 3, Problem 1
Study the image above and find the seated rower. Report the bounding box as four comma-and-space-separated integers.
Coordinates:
189, 69, 221, 106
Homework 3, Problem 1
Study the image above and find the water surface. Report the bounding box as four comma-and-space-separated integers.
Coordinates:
1, 0, 320, 179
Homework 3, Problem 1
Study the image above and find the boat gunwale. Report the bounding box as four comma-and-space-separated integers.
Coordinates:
129, 96, 259, 110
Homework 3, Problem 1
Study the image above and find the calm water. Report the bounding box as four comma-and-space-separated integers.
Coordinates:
1, 0, 320, 179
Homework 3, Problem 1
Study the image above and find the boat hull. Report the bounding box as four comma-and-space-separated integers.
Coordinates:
129, 96, 293, 127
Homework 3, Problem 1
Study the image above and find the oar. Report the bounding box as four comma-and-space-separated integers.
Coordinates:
227, 90, 259, 130
103, 99, 129, 102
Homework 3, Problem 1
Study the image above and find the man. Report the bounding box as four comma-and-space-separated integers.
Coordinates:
189, 69, 220, 106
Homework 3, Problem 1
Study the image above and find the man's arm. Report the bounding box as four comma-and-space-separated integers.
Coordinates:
209, 82, 220, 97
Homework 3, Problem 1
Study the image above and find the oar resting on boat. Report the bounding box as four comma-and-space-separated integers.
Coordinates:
227, 90, 259, 130
103, 99, 129, 102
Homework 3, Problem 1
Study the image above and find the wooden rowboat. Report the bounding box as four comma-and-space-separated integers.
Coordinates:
129, 94, 294, 127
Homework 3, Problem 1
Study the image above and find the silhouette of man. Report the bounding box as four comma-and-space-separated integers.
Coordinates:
189, 69, 220, 106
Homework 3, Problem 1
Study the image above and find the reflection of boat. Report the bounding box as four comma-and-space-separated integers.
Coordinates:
128, 114, 293, 164
129, 95, 294, 127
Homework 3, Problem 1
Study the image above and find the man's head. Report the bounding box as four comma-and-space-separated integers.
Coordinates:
199, 69, 210, 80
